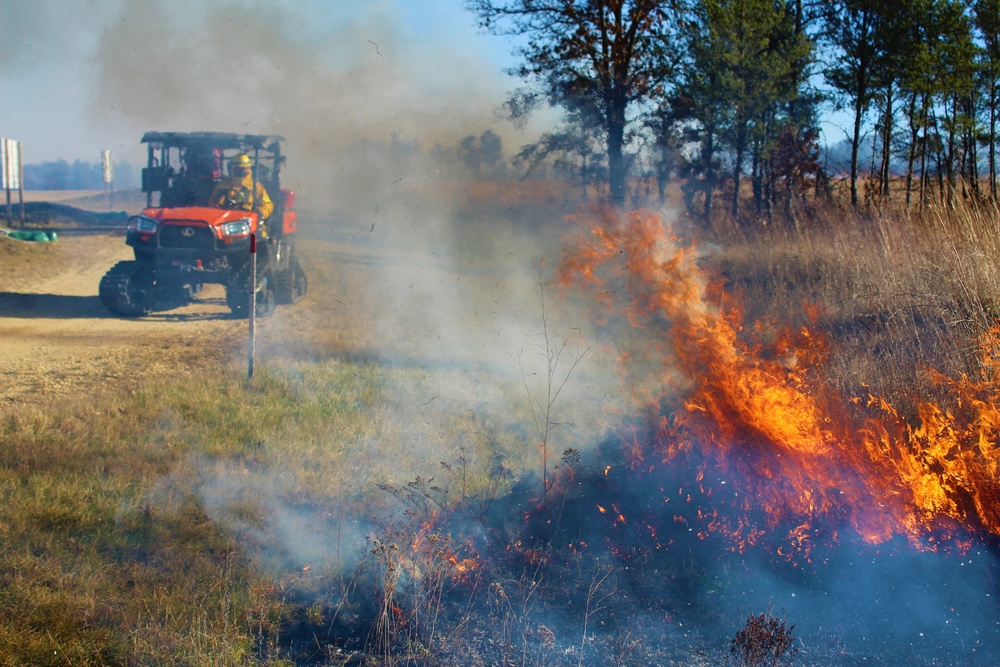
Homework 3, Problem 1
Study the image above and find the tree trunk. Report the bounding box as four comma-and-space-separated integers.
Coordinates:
879, 86, 894, 201
932, 112, 946, 203
703, 128, 716, 220
919, 95, 931, 206
905, 92, 918, 208
767, 153, 775, 222
992, 83, 998, 201
846, 7, 873, 209
752, 136, 763, 215
850, 89, 864, 208
966, 93, 979, 200
607, 99, 627, 208
946, 94, 957, 207
732, 138, 743, 221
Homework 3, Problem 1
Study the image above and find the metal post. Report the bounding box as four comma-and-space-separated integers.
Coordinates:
146, 143, 154, 208
17, 181, 24, 229
2, 138, 10, 228
102, 150, 113, 211
248, 232, 257, 379
17, 143, 24, 229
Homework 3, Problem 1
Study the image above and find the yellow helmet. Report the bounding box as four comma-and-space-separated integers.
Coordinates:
229, 154, 253, 170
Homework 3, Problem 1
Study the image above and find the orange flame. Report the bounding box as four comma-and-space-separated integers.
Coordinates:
397, 511, 483, 583
558, 208, 1000, 559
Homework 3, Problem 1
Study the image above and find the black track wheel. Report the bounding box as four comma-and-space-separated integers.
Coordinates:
289, 258, 307, 303
226, 264, 276, 318
99, 261, 153, 316
274, 256, 307, 305
225, 263, 252, 318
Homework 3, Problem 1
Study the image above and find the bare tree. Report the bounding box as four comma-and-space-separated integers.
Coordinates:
467, 0, 683, 207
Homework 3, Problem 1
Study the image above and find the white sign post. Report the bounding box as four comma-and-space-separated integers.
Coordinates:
102, 149, 114, 209
2, 138, 23, 228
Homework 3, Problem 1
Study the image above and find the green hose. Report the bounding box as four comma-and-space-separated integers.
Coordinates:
1, 229, 58, 242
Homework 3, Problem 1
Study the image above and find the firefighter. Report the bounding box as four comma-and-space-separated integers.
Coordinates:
210, 153, 274, 223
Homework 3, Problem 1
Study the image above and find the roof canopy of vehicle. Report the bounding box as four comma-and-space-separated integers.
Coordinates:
141, 132, 285, 153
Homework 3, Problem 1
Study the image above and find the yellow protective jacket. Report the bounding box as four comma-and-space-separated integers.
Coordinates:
209, 173, 274, 219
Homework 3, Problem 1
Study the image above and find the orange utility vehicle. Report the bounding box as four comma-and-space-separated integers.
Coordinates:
99, 132, 306, 317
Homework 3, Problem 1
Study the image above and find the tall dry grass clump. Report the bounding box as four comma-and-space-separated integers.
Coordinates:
708, 196, 1000, 416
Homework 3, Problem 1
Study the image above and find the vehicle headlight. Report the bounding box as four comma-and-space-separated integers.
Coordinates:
127, 215, 158, 234
221, 219, 251, 237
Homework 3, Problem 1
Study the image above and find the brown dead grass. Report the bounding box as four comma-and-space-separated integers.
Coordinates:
0, 234, 68, 289
705, 195, 1000, 417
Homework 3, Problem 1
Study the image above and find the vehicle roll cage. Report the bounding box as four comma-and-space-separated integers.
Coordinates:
140, 132, 286, 209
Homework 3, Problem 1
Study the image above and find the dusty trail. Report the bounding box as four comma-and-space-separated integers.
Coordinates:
0, 232, 244, 405
0, 212, 432, 408
0, 192, 569, 411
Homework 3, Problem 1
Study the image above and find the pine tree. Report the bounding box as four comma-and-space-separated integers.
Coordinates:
677, 0, 810, 222
467, 0, 682, 207
973, 0, 1000, 200
823, 0, 886, 207
934, 1, 977, 202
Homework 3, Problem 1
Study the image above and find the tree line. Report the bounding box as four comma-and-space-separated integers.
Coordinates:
467, 0, 1000, 221
22, 160, 138, 191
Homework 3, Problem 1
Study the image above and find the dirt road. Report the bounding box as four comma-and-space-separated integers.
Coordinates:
0, 207, 417, 409
0, 232, 246, 406
0, 192, 571, 410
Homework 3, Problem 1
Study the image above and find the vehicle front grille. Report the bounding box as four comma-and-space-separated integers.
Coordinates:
159, 223, 214, 251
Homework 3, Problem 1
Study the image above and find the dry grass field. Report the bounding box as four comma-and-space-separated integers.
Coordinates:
2, 185, 1000, 666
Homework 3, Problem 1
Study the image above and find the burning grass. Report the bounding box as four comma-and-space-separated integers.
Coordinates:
712, 198, 1000, 413
555, 206, 1000, 556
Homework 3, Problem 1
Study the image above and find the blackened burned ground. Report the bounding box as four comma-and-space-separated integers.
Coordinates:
261, 425, 1000, 667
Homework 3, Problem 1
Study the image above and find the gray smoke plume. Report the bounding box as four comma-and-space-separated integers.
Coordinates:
86, 0, 628, 588
89, 0, 521, 202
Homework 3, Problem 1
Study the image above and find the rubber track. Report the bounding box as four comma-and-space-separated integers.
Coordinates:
99, 261, 150, 317
225, 263, 252, 318
273, 256, 307, 305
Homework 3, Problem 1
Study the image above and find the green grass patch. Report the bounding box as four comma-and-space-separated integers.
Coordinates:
0, 347, 527, 665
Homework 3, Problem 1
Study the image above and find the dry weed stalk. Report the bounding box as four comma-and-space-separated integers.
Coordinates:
517, 272, 590, 503
487, 568, 544, 667
366, 450, 514, 664
577, 562, 617, 667
368, 538, 402, 665
728, 606, 797, 667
